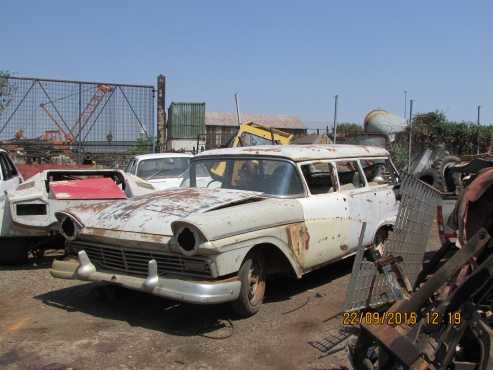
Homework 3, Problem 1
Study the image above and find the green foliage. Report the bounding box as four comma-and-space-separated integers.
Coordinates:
388, 110, 493, 171
337, 122, 365, 137
388, 140, 410, 171
0, 70, 11, 112
128, 134, 153, 155
408, 110, 492, 155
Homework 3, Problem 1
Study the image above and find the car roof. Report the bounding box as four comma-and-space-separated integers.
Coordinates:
195, 144, 389, 162
133, 153, 193, 161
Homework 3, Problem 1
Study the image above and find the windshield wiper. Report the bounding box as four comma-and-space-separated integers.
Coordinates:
145, 169, 168, 180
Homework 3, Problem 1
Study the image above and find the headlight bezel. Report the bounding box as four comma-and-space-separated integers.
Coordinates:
172, 223, 206, 257
57, 213, 83, 241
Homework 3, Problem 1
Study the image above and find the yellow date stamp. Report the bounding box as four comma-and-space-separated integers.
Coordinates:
342, 311, 462, 326
342, 311, 418, 326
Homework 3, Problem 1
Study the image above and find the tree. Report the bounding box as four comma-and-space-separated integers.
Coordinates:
0, 71, 11, 112
0, 71, 12, 112
128, 133, 152, 155
337, 123, 365, 137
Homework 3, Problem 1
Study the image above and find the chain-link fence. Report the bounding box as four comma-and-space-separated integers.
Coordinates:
0, 76, 155, 167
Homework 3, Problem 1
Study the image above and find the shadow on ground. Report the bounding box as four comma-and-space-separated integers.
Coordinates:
0, 250, 64, 271
34, 257, 354, 336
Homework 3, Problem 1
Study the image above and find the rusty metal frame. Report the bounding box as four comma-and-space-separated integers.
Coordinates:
357, 229, 491, 368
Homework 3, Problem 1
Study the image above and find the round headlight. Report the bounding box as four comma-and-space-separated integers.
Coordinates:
177, 226, 199, 256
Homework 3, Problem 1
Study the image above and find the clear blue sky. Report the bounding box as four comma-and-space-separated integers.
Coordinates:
3, 0, 492, 127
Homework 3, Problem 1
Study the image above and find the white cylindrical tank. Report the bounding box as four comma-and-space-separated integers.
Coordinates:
364, 109, 407, 137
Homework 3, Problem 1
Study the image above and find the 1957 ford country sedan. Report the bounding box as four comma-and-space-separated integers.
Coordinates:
51, 144, 400, 317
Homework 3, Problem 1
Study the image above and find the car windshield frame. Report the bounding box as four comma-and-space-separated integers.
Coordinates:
189, 155, 307, 198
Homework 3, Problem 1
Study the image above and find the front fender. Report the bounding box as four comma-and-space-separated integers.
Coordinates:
210, 234, 304, 278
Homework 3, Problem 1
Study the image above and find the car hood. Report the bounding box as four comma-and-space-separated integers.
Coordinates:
62, 187, 264, 237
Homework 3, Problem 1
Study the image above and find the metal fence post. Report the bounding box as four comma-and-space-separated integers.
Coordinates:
78, 82, 82, 163
407, 99, 414, 172
333, 94, 338, 144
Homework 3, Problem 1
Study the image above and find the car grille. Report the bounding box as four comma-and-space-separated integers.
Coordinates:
73, 241, 212, 278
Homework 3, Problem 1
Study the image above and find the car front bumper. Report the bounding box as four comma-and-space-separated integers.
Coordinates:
50, 250, 241, 304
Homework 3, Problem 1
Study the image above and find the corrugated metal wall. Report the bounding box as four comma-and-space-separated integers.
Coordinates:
167, 102, 206, 139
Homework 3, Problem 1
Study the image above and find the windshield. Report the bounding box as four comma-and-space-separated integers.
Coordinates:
189, 158, 304, 196
239, 132, 274, 146
137, 157, 190, 180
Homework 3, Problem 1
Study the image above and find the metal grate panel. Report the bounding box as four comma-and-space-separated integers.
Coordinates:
344, 174, 441, 311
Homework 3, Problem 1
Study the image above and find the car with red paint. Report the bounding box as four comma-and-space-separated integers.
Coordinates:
0, 169, 156, 264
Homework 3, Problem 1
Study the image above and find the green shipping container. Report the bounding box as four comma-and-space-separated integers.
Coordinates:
167, 102, 206, 139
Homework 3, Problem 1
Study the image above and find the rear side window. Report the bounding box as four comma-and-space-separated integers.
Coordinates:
301, 162, 336, 194
335, 161, 365, 191
360, 159, 399, 186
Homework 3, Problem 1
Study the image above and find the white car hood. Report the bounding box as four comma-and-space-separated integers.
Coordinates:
62, 188, 265, 237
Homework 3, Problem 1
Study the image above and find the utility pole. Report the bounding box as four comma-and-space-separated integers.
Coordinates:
234, 93, 241, 126
157, 75, 166, 152
407, 99, 414, 172
404, 90, 407, 118
333, 94, 338, 144
477, 105, 481, 155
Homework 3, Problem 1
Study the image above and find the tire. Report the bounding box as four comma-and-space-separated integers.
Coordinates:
435, 155, 461, 192
416, 168, 444, 191
231, 253, 266, 318
0, 238, 29, 265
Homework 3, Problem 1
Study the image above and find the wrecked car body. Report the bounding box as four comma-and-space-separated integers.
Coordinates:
125, 152, 193, 191
50, 144, 400, 316
0, 169, 156, 264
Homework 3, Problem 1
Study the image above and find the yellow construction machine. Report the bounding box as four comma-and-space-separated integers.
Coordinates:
227, 121, 294, 147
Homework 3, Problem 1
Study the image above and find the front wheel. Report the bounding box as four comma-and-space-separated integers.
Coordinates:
231, 253, 266, 318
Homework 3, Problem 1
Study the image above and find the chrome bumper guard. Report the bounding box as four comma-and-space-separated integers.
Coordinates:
51, 250, 241, 304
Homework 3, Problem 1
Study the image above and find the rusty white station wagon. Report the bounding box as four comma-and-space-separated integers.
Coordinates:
51, 144, 400, 317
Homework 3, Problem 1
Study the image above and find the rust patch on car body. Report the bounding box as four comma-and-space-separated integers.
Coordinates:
239, 147, 283, 153
71, 201, 116, 214
286, 223, 310, 266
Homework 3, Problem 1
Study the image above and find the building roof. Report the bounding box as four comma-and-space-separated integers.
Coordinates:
196, 144, 389, 162
205, 112, 304, 130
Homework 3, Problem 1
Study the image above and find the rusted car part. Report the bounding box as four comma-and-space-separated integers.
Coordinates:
414, 148, 493, 194
350, 229, 492, 369
344, 174, 440, 312
0, 169, 155, 264
448, 167, 493, 246
348, 171, 493, 369
50, 144, 400, 317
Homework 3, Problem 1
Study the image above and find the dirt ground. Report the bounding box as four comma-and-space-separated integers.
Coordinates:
0, 221, 440, 370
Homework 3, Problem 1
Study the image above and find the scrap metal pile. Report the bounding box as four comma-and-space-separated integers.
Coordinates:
343, 167, 493, 369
